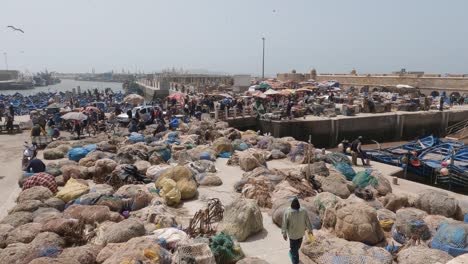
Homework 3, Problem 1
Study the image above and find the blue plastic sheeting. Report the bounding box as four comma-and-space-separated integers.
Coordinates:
199, 153, 213, 161
156, 148, 172, 162
166, 132, 180, 144
83, 144, 97, 152
68, 147, 90, 161
218, 152, 232, 158
432, 221, 468, 257
391, 224, 406, 244
385, 245, 401, 253
128, 133, 145, 143
169, 118, 179, 129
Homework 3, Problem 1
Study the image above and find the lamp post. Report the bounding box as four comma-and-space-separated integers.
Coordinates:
3, 52, 8, 70
262, 37, 265, 79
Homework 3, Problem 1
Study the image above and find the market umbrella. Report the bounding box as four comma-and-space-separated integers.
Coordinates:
259, 83, 272, 89
218, 93, 233, 98
123, 94, 145, 105
84, 106, 100, 112
264, 89, 279, 95
278, 90, 293, 96
62, 112, 88, 121
46, 103, 63, 109
251, 91, 267, 99
167, 92, 185, 101
396, 84, 414, 89
296, 88, 312, 92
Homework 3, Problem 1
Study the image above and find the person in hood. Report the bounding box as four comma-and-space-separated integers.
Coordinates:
282, 197, 313, 264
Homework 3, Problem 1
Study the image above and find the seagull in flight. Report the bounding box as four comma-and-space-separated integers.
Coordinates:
7, 25, 24, 33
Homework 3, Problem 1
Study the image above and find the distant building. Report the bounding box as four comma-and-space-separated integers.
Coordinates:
232, 74, 251, 92
0, 70, 19, 81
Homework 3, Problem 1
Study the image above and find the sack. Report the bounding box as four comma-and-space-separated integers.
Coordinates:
55, 178, 90, 202
68, 147, 90, 162
159, 178, 181, 206
83, 144, 97, 152
169, 118, 179, 129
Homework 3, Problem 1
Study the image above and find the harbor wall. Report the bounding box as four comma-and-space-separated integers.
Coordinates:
228, 109, 468, 148
276, 72, 468, 95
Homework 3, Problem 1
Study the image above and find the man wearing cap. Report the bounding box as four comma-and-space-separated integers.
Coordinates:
282, 197, 313, 264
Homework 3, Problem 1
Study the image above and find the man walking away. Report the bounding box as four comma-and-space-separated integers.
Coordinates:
282, 197, 313, 264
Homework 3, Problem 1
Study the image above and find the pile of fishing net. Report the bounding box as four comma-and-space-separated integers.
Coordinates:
431, 221, 468, 257
334, 162, 356, 181
325, 152, 351, 166
210, 233, 244, 264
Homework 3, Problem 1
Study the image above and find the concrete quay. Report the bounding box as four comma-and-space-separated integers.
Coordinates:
228, 106, 468, 148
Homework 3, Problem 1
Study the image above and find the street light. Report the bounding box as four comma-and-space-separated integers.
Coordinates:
3, 52, 8, 70
262, 37, 265, 79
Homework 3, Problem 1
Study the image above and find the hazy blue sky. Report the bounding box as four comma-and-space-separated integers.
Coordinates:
2, 0, 468, 75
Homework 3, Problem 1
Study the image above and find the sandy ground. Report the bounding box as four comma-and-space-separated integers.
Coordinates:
0, 128, 29, 219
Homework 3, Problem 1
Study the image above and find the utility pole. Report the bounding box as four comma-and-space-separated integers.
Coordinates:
262, 37, 265, 79
3, 52, 8, 70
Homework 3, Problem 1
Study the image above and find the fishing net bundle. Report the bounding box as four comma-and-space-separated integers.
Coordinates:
209, 233, 244, 264
241, 177, 272, 208
288, 143, 313, 164
432, 221, 468, 256
285, 174, 316, 198
325, 152, 351, 166
334, 162, 356, 181
352, 169, 378, 188
316, 253, 391, 264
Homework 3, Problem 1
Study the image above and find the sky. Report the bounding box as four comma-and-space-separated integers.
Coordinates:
1, 0, 468, 76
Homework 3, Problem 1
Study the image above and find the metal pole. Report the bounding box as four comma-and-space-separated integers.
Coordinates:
262, 37, 265, 79
3, 52, 8, 70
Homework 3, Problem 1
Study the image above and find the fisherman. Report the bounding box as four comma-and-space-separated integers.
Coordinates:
126, 108, 133, 120
351, 136, 369, 166
439, 96, 444, 111
424, 96, 431, 111
128, 118, 138, 133
73, 120, 82, 139
9, 103, 14, 119
25, 158, 46, 173
5, 112, 13, 133
282, 197, 313, 264
286, 100, 293, 119
31, 124, 42, 137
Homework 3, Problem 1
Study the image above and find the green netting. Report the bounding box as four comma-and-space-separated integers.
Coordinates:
352, 170, 378, 188
334, 162, 356, 180
210, 233, 244, 264
325, 152, 351, 166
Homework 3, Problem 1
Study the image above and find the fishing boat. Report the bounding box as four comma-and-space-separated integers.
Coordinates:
0, 70, 34, 90
365, 136, 468, 189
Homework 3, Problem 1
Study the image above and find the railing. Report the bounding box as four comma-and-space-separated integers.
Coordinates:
446, 119, 468, 138
212, 106, 256, 121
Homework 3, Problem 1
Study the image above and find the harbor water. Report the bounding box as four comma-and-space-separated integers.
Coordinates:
0, 79, 123, 96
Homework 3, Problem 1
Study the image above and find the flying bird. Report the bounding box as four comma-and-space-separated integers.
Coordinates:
7, 25, 24, 33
